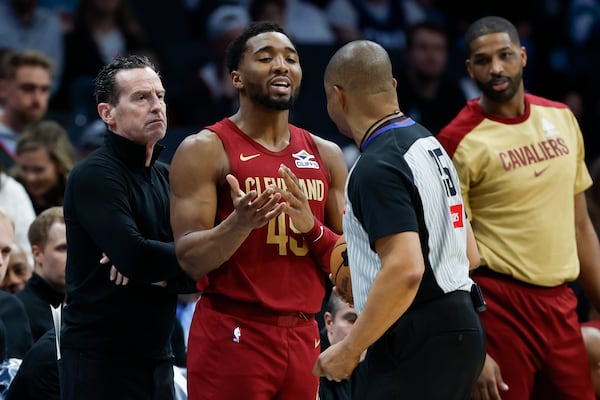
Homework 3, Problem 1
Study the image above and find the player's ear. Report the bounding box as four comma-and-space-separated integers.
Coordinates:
232, 71, 243, 88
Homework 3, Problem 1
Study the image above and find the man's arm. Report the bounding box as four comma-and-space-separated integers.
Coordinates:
71, 164, 182, 284
276, 137, 347, 270
314, 136, 348, 235
313, 231, 423, 380
575, 192, 600, 311
170, 130, 284, 280
466, 219, 480, 270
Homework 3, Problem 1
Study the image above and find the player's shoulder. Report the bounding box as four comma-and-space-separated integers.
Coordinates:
438, 100, 484, 157
525, 93, 569, 110
170, 127, 228, 176
177, 128, 223, 153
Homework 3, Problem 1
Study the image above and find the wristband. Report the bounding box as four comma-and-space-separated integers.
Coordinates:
303, 218, 322, 241
303, 218, 340, 272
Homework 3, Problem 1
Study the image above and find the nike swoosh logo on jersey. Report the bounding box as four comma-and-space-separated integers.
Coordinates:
534, 167, 548, 177
240, 153, 261, 161
314, 338, 321, 348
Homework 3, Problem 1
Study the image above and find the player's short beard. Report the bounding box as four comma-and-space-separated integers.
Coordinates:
476, 70, 523, 103
245, 81, 300, 110
253, 92, 298, 110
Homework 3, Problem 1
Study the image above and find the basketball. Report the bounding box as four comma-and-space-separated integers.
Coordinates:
330, 235, 352, 303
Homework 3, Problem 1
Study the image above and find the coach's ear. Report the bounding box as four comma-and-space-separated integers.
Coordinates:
98, 102, 114, 126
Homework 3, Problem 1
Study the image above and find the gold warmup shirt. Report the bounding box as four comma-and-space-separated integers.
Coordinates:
438, 94, 592, 287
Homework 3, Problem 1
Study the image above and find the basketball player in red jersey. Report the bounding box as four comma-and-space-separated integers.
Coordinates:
169, 22, 347, 400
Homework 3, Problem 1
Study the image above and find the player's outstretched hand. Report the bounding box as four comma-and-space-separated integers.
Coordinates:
277, 164, 314, 233
227, 173, 284, 230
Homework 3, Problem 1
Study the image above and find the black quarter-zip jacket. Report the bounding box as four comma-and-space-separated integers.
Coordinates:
61, 132, 194, 360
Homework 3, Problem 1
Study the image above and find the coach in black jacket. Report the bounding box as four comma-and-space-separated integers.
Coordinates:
60, 55, 195, 400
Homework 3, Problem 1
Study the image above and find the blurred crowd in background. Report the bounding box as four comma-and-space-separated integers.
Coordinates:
1, 0, 600, 164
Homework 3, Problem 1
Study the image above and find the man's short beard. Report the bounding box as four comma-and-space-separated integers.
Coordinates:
254, 93, 298, 110
476, 71, 522, 103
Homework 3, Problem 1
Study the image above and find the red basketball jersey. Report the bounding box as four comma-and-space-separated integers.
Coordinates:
204, 118, 331, 313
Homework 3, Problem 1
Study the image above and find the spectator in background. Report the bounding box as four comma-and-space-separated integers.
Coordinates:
53, 0, 154, 123
38, 0, 81, 33
14, 120, 76, 215
396, 21, 473, 135
1, 243, 33, 294
402, 0, 445, 26
175, 292, 201, 351
17, 206, 65, 342
0, 50, 53, 169
0, 48, 15, 116
0, 0, 64, 95
76, 118, 107, 159
0, 164, 35, 264
176, 4, 250, 128
568, 0, 600, 79
318, 291, 355, 400
4, 327, 60, 400
249, 0, 336, 45
0, 208, 33, 360
324, 0, 410, 50
0, 208, 23, 399
3, 208, 64, 400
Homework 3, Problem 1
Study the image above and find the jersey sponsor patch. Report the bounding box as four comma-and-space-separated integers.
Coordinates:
292, 149, 319, 169
450, 204, 464, 228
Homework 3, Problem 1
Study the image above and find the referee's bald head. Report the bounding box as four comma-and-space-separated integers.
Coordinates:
324, 40, 395, 96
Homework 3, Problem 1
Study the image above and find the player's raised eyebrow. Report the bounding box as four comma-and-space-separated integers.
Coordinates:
253, 45, 298, 55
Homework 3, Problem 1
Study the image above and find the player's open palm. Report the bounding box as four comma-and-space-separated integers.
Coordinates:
226, 174, 284, 230
471, 353, 509, 400
277, 163, 314, 233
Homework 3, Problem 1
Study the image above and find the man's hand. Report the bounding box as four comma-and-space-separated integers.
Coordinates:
277, 164, 315, 233
227, 174, 284, 230
471, 353, 509, 400
313, 339, 361, 382
100, 253, 129, 286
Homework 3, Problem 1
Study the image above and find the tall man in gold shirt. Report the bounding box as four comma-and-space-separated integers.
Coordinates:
438, 16, 600, 400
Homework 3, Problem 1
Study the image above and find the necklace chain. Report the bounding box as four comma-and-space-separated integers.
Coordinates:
359, 110, 401, 151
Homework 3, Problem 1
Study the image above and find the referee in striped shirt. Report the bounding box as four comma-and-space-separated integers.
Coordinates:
313, 39, 486, 399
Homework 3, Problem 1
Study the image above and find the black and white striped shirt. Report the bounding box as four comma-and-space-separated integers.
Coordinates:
344, 116, 472, 314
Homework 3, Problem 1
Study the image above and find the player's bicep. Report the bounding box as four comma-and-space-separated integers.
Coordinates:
170, 131, 227, 240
